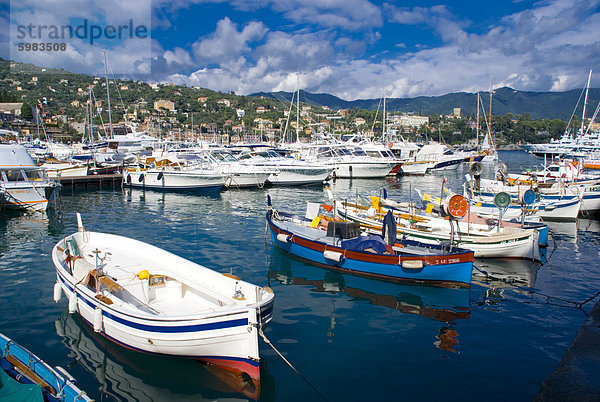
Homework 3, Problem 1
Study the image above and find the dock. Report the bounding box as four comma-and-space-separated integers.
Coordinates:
56, 174, 123, 188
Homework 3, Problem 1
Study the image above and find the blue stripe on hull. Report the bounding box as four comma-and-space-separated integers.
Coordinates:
57, 272, 252, 333
270, 231, 472, 285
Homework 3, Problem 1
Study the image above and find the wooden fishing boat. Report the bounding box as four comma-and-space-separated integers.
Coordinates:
337, 198, 547, 262
52, 214, 274, 381
468, 174, 600, 216
0, 332, 92, 401
55, 312, 262, 400
266, 199, 474, 287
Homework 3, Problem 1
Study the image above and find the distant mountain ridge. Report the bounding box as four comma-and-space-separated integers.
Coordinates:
251, 87, 600, 120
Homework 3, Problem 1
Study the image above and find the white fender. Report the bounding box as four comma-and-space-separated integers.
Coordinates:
402, 260, 424, 269
76, 213, 84, 232
53, 282, 62, 303
93, 308, 103, 332
324, 250, 344, 262
68, 292, 78, 313
276, 233, 290, 243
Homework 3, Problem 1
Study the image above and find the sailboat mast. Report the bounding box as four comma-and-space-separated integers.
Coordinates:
476, 92, 480, 148
383, 93, 386, 142
488, 77, 493, 135
581, 69, 592, 134
104, 52, 113, 138
88, 87, 93, 142
296, 86, 300, 143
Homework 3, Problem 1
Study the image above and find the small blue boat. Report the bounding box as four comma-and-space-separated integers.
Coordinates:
0, 333, 92, 401
266, 201, 475, 287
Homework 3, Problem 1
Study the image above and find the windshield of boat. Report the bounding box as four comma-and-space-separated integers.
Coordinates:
334, 147, 352, 156
351, 147, 368, 156
317, 147, 335, 157
210, 150, 237, 162
3, 169, 25, 182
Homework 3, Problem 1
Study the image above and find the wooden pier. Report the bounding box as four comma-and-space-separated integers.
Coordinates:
56, 174, 123, 188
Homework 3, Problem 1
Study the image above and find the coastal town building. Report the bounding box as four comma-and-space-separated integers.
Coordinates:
154, 100, 175, 112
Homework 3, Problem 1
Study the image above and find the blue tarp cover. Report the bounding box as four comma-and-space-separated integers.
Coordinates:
341, 235, 390, 254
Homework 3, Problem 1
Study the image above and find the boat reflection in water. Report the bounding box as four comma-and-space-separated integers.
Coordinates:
546, 221, 578, 245
55, 311, 265, 401
472, 258, 542, 306
267, 246, 471, 353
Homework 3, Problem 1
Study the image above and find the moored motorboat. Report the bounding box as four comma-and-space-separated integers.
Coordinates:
266, 199, 474, 287
0, 332, 92, 401
0, 144, 60, 211
123, 164, 225, 192
52, 214, 275, 380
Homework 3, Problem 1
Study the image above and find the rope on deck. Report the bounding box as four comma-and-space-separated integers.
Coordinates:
259, 329, 328, 401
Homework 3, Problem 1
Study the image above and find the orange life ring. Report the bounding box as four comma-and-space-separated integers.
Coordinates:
387, 142, 394, 148
445, 194, 468, 219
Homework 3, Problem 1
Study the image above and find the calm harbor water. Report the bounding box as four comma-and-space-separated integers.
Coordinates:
1, 150, 599, 401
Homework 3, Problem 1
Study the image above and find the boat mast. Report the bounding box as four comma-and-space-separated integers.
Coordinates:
581, 69, 592, 135
383, 92, 386, 142
88, 87, 93, 142
488, 77, 493, 138
104, 51, 113, 139
476, 92, 480, 148
296, 84, 300, 143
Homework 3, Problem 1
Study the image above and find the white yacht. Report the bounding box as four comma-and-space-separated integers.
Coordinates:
299, 144, 400, 178
0, 144, 60, 211
233, 146, 332, 185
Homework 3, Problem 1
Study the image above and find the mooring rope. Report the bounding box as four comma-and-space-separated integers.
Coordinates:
259, 329, 329, 401
474, 264, 600, 313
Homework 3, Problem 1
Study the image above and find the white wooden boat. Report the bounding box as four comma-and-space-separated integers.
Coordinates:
52, 214, 275, 380
469, 175, 600, 216
465, 192, 581, 221
43, 162, 89, 178
55, 311, 262, 400
337, 199, 547, 261
0, 144, 60, 211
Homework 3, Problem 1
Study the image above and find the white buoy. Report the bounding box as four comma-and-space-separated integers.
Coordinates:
366, 207, 376, 218
276, 233, 290, 243
53, 282, 62, 303
323, 250, 344, 262
68, 292, 78, 313
93, 308, 103, 332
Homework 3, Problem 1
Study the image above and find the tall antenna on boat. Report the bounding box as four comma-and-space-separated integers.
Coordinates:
581, 69, 592, 134
104, 51, 114, 139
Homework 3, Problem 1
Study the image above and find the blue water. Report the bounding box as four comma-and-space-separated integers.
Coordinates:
1, 150, 599, 401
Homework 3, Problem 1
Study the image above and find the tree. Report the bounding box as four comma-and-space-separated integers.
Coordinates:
20, 102, 34, 120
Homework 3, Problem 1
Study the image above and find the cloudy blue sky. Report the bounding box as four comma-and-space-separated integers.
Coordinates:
3, 0, 600, 99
